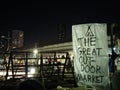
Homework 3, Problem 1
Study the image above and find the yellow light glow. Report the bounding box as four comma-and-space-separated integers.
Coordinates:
33, 49, 38, 54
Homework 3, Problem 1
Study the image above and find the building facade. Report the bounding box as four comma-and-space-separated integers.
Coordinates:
12, 30, 24, 48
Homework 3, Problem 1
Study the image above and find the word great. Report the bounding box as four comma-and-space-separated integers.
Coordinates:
78, 47, 102, 56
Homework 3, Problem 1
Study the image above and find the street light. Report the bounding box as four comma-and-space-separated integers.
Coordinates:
33, 49, 38, 55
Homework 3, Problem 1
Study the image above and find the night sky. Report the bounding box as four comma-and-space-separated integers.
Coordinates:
0, 1, 120, 45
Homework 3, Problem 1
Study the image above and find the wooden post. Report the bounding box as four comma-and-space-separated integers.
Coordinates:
10, 52, 14, 79
25, 52, 28, 78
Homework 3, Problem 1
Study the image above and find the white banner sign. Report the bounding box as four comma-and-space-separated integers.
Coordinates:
72, 23, 109, 86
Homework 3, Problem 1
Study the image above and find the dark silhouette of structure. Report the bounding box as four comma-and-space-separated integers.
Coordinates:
16, 79, 44, 90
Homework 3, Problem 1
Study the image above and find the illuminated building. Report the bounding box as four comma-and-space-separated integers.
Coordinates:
12, 30, 24, 48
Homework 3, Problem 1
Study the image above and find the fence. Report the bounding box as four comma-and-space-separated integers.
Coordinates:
0, 51, 76, 87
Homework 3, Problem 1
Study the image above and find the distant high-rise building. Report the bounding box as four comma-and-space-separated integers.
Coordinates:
57, 24, 66, 40
12, 30, 24, 48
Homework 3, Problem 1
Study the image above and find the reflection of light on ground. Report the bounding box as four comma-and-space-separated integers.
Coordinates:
0, 70, 6, 77
29, 68, 35, 74
0, 70, 35, 79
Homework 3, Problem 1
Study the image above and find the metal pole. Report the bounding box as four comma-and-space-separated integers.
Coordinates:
111, 24, 115, 49
110, 23, 115, 90
25, 53, 28, 78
